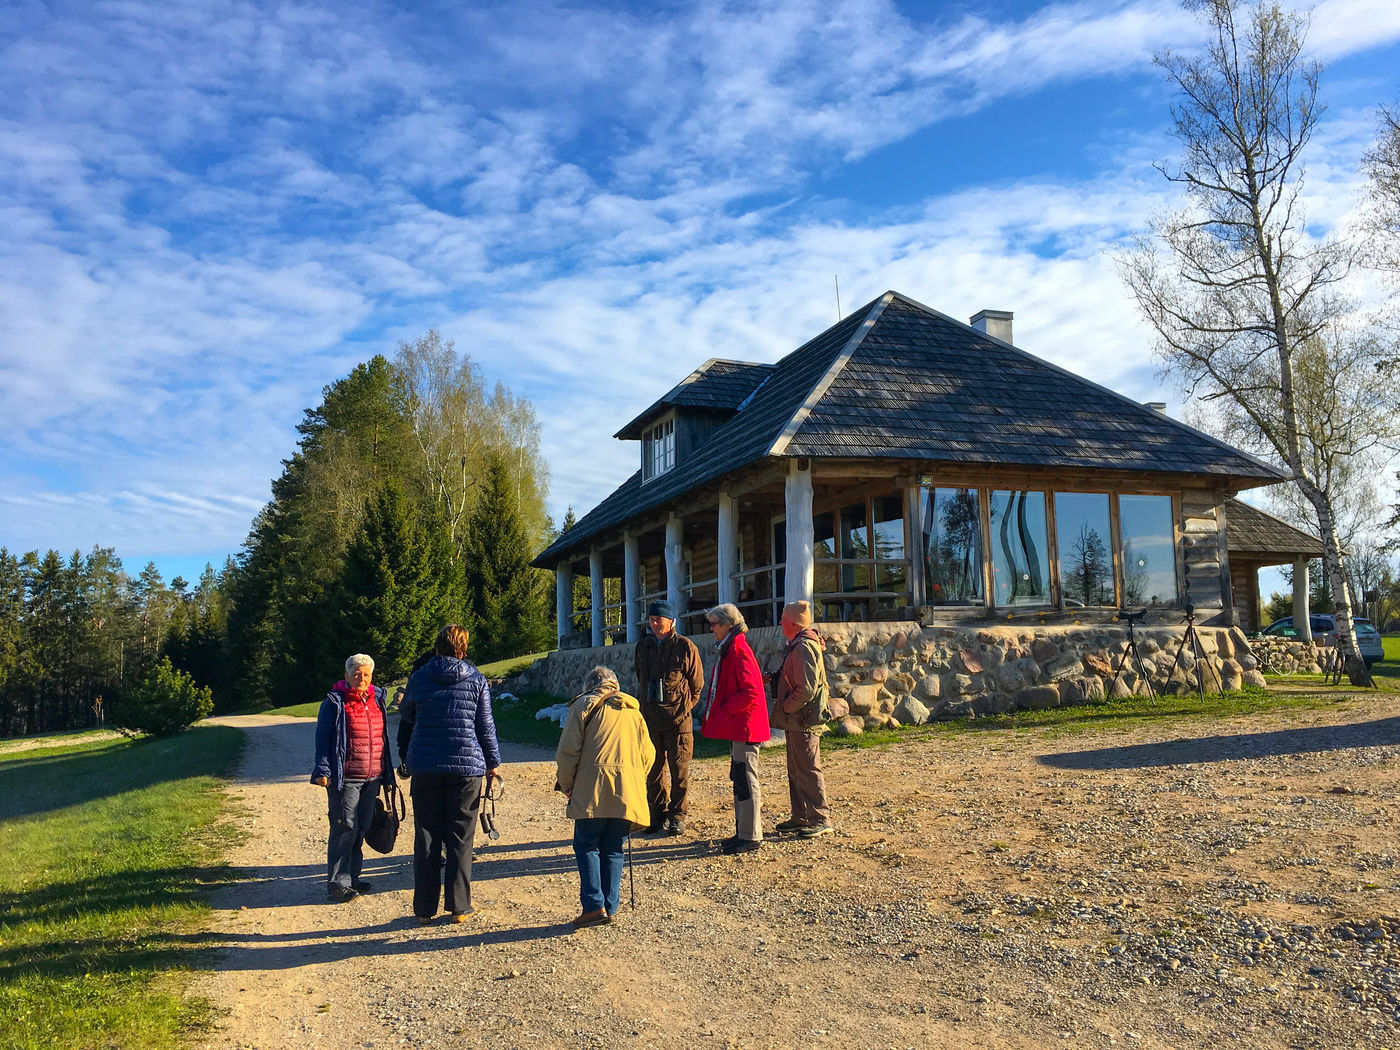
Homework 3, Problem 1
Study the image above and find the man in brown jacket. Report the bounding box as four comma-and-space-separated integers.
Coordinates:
633, 599, 704, 836
771, 600, 833, 838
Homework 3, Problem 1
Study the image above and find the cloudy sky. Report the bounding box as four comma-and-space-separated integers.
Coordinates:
3, 0, 1399, 584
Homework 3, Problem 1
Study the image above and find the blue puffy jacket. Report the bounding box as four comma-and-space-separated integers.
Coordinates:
396, 655, 501, 777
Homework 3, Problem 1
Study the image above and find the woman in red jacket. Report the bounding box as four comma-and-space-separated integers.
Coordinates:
700, 603, 771, 854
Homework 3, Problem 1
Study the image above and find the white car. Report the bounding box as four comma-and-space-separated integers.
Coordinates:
1261, 614, 1384, 667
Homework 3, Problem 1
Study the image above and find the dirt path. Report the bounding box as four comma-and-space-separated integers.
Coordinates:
193, 701, 1400, 1050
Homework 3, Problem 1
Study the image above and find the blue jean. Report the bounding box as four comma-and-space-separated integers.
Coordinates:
573, 817, 630, 915
326, 778, 379, 891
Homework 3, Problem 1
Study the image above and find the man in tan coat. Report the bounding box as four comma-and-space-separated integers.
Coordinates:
770, 601, 834, 838
555, 666, 655, 927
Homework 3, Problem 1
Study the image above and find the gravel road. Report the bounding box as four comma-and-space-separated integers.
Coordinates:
193, 697, 1400, 1049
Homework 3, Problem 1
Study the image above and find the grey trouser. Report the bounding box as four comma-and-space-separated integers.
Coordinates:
784, 730, 830, 827
730, 741, 763, 842
326, 778, 379, 891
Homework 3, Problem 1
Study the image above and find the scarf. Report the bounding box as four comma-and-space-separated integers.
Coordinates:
702, 629, 736, 715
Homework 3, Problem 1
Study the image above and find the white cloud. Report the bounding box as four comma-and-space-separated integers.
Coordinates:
1, 0, 1395, 564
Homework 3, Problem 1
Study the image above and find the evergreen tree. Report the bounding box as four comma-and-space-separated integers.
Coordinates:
463, 455, 553, 664
336, 481, 463, 681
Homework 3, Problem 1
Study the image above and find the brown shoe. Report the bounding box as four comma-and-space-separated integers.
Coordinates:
448, 908, 476, 923
572, 909, 612, 928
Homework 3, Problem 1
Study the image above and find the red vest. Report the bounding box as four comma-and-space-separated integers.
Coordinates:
343, 692, 384, 780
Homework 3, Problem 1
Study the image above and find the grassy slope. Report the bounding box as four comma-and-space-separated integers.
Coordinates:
0, 727, 244, 1050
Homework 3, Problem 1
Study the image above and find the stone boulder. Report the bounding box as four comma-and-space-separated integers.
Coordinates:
1015, 684, 1060, 710
893, 696, 931, 726
1242, 669, 1267, 688
831, 716, 865, 736
846, 684, 882, 716
1082, 652, 1113, 677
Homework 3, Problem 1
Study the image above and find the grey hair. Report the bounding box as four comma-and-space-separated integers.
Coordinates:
705, 603, 747, 632
345, 653, 375, 679
582, 665, 619, 693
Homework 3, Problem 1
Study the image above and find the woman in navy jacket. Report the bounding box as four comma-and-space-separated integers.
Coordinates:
397, 624, 501, 923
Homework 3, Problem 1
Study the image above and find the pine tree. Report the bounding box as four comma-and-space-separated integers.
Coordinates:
464, 455, 553, 664
336, 481, 462, 681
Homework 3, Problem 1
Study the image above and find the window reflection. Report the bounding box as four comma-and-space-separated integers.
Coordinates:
989, 490, 1048, 606
922, 487, 982, 604
873, 495, 904, 590
1119, 495, 1177, 607
839, 502, 869, 590
1055, 492, 1114, 607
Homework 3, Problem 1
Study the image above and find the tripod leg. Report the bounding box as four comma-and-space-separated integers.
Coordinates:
1130, 640, 1158, 700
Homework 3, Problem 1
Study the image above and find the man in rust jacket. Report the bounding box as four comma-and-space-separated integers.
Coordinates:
632, 599, 704, 836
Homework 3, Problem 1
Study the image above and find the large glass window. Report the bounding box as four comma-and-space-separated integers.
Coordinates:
1119, 494, 1178, 608
923, 487, 982, 604
989, 490, 1049, 606
1055, 492, 1114, 607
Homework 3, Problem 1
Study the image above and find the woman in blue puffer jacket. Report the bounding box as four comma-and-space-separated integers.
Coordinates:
396, 624, 502, 923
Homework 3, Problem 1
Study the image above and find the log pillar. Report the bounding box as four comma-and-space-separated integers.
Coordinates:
717, 490, 739, 606
624, 532, 641, 644
1293, 556, 1312, 643
665, 514, 686, 620
555, 565, 574, 646
590, 548, 604, 648
784, 460, 814, 606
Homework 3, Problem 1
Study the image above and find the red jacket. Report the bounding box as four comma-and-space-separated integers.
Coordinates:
700, 631, 770, 744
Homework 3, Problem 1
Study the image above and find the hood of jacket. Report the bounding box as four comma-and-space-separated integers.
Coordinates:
423, 654, 473, 685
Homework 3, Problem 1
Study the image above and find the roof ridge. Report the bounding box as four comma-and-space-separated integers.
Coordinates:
768, 292, 893, 458
879, 292, 1286, 482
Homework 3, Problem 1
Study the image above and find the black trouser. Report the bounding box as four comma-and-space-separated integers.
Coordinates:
326, 777, 379, 892
410, 773, 483, 918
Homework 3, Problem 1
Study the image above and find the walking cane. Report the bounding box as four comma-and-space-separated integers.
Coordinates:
627, 832, 636, 909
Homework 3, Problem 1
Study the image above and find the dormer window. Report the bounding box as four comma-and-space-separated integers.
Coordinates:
642, 417, 675, 481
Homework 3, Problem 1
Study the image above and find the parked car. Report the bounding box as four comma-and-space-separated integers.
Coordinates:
1261, 614, 1384, 667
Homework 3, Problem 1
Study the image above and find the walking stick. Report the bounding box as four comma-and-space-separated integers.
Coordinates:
627, 832, 636, 909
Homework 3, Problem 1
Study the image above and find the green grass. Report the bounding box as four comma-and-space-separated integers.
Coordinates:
477, 650, 550, 679
0, 726, 245, 1050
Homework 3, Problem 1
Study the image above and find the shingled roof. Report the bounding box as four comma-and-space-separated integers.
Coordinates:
535, 291, 1286, 567
1225, 498, 1324, 559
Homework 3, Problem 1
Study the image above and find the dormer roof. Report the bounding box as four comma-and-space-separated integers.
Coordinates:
614, 358, 776, 439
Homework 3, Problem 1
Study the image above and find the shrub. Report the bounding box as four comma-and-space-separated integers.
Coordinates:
113, 657, 214, 737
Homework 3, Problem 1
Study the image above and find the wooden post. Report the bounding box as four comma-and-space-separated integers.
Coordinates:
717, 490, 739, 606
1293, 556, 1312, 642
784, 460, 814, 606
624, 533, 641, 644
555, 565, 574, 646
665, 515, 685, 619
590, 548, 604, 648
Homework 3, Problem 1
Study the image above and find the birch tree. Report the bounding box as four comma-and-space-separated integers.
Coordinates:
1118, 0, 1392, 684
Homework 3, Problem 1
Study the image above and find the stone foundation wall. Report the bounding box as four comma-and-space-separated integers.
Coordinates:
1245, 635, 1327, 675
503, 621, 1301, 731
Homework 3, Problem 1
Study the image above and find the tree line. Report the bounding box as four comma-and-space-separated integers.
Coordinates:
1, 332, 558, 736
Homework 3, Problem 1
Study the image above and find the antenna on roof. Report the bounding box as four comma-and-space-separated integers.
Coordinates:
834, 275, 842, 321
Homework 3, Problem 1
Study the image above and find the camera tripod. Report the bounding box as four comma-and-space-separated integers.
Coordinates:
1167, 604, 1222, 699
1108, 608, 1157, 701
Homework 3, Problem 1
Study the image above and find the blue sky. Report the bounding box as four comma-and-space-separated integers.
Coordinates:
2, 0, 1398, 588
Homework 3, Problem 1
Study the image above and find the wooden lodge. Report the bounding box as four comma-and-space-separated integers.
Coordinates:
532, 291, 1298, 645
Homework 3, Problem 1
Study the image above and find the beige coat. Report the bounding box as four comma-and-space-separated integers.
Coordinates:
554, 686, 655, 830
